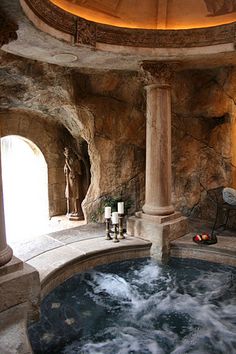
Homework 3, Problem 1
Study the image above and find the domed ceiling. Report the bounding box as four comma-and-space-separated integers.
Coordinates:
49, 0, 236, 29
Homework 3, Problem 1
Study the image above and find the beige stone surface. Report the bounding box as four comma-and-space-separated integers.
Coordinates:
127, 214, 188, 261
143, 83, 174, 216
0, 256, 23, 276
0, 303, 33, 354
170, 233, 236, 267
0, 262, 40, 317
10, 235, 64, 262
23, 227, 151, 298
69, 235, 148, 253
27, 245, 85, 282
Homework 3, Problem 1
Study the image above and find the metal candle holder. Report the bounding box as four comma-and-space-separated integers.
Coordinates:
105, 218, 112, 240
118, 213, 125, 239
113, 223, 119, 243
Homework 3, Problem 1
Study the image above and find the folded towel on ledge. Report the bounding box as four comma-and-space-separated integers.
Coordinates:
223, 187, 236, 206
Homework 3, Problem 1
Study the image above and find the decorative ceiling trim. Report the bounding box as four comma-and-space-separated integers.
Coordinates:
23, 0, 76, 35
22, 0, 236, 49
95, 22, 236, 48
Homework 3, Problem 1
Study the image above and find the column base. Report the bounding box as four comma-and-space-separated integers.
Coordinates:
0, 244, 13, 267
0, 257, 41, 354
127, 211, 189, 262
142, 204, 175, 216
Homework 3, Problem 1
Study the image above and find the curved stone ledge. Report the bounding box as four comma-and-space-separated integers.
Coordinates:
21, 0, 236, 49
25, 236, 151, 299
170, 234, 236, 267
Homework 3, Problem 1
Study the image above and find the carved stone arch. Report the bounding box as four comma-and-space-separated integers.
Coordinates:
0, 109, 66, 217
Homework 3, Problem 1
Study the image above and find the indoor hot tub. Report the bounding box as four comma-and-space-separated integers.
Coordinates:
28, 258, 236, 354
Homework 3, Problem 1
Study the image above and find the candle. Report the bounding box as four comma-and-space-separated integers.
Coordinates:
118, 202, 124, 214
112, 211, 119, 224
104, 206, 111, 219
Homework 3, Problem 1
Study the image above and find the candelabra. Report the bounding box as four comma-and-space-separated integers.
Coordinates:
118, 214, 125, 239
113, 223, 119, 243
105, 218, 112, 240
104, 204, 126, 242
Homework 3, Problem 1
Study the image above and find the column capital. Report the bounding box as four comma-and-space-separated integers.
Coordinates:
140, 61, 180, 87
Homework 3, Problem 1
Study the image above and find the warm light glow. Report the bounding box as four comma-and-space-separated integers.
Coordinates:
49, 0, 236, 30
1, 136, 49, 242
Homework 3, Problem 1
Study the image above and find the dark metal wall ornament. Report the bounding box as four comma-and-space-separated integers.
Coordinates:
22, 0, 236, 49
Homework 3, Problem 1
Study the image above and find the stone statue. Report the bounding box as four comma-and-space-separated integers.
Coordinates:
64, 147, 82, 220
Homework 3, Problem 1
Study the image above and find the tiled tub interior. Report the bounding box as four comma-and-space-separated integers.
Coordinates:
28, 258, 236, 354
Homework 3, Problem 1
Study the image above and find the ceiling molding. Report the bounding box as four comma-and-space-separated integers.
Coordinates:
23, 0, 76, 35
21, 0, 236, 49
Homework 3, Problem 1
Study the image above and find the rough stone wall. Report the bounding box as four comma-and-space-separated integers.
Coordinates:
70, 71, 146, 221
172, 67, 235, 222
0, 52, 89, 217
1, 50, 236, 224
0, 52, 145, 221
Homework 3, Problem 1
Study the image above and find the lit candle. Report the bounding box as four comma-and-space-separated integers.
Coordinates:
112, 211, 119, 224
104, 206, 111, 219
118, 202, 124, 214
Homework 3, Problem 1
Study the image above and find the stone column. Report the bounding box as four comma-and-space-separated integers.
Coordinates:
0, 142, 13, 266
127, 61, 188, 261
141, 61, 177, 216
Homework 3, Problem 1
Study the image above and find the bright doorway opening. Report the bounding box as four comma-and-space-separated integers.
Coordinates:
1, 135, 49, 242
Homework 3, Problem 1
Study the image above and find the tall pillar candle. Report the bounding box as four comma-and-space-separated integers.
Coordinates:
112, 211, 119, 224
105, 206, 111, 219
118, 202, 124, 214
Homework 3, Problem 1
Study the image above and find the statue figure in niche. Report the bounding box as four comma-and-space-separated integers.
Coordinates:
64, 147, 82, 220
204, 0, 236, 16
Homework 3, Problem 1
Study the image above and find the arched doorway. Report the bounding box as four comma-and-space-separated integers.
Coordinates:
1, 135, 49, 241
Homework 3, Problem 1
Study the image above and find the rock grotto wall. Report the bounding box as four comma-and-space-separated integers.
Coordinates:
1, 50, 236, 224
172, 67, 236, 222
70, 70, 146, 221
0, 52, 145, 222
0, 52, 90, 218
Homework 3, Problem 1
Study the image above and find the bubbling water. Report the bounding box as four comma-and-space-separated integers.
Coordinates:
28, 258, 236, 354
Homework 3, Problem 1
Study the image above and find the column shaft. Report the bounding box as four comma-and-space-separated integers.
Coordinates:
143, 84, 174, 216
0, 142, 13, 266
